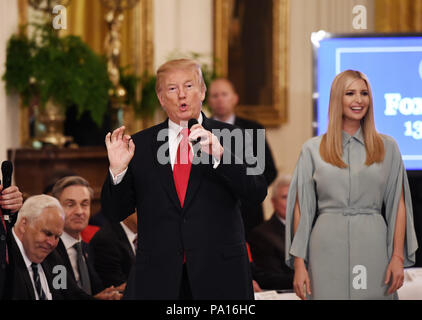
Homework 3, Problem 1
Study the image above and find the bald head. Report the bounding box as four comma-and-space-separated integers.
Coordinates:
208, 78, 239, 122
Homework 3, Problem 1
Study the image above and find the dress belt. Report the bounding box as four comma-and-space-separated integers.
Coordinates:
319, 208, 381, 216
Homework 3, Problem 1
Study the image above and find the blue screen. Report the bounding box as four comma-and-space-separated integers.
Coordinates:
315, 35, 422, 170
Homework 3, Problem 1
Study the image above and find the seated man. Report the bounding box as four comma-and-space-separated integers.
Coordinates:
4, 194, 92, 300
248, 175, 294, 290
89, 212, 137, 289
52, 176, 122, 299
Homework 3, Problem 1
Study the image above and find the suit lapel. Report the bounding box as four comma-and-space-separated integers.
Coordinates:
56, 239, 76, 280
9, 235, 36, 300
152, 120, 182, 210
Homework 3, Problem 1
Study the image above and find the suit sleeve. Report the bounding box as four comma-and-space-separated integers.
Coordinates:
213, 129, 268, 207
101, 163, 136, 223
264, 138, 277, 186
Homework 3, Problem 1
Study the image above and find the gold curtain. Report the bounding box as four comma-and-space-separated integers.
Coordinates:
375, 0, 422, 32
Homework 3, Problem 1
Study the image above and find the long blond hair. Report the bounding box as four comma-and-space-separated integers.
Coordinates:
320, 70, 385, 168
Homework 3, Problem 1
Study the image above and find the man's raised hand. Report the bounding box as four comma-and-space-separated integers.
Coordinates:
105, 126, 135, 176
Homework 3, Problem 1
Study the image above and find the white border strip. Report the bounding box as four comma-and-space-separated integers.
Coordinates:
335, 46, 422, 74
402, 155, 422, 161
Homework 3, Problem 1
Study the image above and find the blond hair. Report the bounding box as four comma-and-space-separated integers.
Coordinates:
320, 70, 385, 168
155, 59, 206, 94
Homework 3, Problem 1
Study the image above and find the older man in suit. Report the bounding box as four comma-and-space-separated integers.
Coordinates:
4, 194, 93, 300
102, 58, 267, 299
248, 175, 294, 289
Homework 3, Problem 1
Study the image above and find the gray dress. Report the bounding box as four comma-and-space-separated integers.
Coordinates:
285, 128, 418, 299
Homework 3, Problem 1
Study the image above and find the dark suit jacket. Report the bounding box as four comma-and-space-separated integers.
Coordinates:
0, 213, 9, 299
248, 213, 293, 276
248, 213, 293, 290
4, 234, 92, 300
55, 238, 105, 295
233, 116, 278, 238
0, 210, 17, 299
88, 221, 135, 287
101, 113, 268, 299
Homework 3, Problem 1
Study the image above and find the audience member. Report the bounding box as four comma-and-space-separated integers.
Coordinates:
52, 176, 122, 299
248, 175, 294, 289
4, 195, 92, 300
89, 212, 137, 289
208, 78, 278, 238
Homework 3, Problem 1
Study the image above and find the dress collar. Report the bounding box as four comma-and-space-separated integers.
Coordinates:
342, 127, 364, 146
168, 112, 203, 136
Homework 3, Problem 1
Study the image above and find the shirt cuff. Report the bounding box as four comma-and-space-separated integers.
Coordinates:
110, 168, 128, 185
212, 157, 221, 169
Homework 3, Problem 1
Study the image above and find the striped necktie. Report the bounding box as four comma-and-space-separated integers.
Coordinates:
31, 263, 46, 300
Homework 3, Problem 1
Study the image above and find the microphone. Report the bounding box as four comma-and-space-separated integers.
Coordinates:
188, 118, 201, 156
1, 161, 13, 190
1, 161, 13, 219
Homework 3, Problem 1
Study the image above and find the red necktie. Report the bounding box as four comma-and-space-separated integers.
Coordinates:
0, 208, 8, 264
173, 128, 192, 208
173, 128, 192, 264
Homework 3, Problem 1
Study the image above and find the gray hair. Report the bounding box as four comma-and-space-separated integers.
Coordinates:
271, 174, 292, 200
16, 194, 65, 225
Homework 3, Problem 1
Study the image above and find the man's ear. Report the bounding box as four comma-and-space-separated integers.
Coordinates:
157, 91, 165, 107
17, 217, 28, 235
200, 85, 206, 102
233, 93, 239, 106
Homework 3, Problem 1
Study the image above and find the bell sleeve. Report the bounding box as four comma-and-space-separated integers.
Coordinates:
285, 142, 317, 269
383, 137, 418, 267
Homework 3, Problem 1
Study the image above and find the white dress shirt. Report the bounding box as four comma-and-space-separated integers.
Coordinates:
213, 114, 235, 125
120, 221, 137, 255
12, 229, 53, 300
110, 113, 220, 184
60, 232, 83, 283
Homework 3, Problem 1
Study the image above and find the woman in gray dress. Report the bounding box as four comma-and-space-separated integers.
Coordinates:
285, 70, 418, 300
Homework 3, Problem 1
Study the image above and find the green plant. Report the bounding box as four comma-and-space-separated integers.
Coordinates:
119, 68, 159, 119
3, 23, 112, 127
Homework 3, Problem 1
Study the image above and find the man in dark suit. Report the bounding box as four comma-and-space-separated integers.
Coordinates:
101, 59, 267, 300
0, 182, 23, 299
4, 194, 92, 300
52, 176, 122, 299
208, 78, 278, 238
89, 212, 137, 288
248, 175, 293, 289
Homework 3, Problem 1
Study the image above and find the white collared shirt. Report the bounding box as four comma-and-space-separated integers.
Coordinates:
120, 221, 137, 255
60, 232, 83, 283
12, 228, 53, 300
277, 215, 286, 226
213, 114, 235, 125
